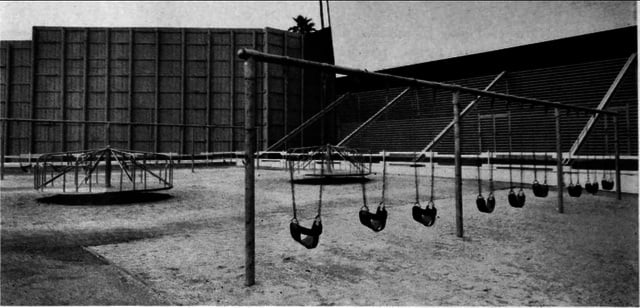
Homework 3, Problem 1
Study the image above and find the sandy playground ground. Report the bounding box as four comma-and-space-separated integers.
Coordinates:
1, 165, 638, 305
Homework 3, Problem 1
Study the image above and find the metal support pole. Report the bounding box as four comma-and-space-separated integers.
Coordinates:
243, 58, 256, 286
555, 108, 564, 213
613, 116, 621, 200
452, 91, 463, 238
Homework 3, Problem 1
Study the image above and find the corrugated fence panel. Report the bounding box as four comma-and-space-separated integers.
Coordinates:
33, 28, 63, 153
86, 29, 108, 149
8, 27, 309, 155
131, 29, 156, 152
157, 29, 182, 153
210, 30, 232, 152
1, 41, 32, 155
340, 57, 637, 156
108, 29, 130, 150
262, 28, 304, 150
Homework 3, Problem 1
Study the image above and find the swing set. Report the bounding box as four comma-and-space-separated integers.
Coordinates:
238, 48, 624, 286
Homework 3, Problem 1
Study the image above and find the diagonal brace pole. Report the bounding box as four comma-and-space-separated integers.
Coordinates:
336, 87, 411, 146
412, 71, 506, 162
568, 53, 636, 159
264, 92, 351, 152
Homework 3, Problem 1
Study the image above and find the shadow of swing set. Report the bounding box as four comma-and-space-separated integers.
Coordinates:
238, 49, 626, 285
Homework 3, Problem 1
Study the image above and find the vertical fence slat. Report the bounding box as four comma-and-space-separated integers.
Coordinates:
181, 29, 186, 154
105, 29, 111, 146
155, 29, 160, 153
1, 45, 10, 179
128, 29, 134, 150
262, 29, 269, 149
206, 29, 212, 153
29, 37, 36, 154
300, 35, 305, 147
60, 29, 66, 152
230, 30, 236, 152
283, 32, 288, 150
82, 29, 89, 150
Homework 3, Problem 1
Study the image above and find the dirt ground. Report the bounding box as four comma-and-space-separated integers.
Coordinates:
1, 165, 638, 305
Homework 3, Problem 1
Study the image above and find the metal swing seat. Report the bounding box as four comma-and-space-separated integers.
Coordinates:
289, 216, 323, 249
475, 117, 496, 213
287, 159, 324, 249
506, 110, 525, 208
532, 151, 550, 198
359, 203, 387, 232
567, 169, 583, 198
584, 146, 600, 195
412, 151, 437, 227
359, 151, 387, 232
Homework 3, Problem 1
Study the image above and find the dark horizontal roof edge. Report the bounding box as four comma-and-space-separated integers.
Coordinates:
30, 26, 299, 33
0, 40, 31, 44
376, 26, 637, 75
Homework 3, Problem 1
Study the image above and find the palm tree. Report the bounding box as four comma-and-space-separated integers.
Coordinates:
288, 15, 317, 35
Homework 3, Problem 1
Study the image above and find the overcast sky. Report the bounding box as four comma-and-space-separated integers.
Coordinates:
0, 1, 635, 70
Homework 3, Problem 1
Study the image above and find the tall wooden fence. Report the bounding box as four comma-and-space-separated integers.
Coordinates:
1, 26, 335, 156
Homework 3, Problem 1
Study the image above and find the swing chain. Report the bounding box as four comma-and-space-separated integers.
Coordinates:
508, 109, 514, 190
532, 149, 537, 180
414, 155, 420, 204
381, 150, 387, 207
429, 151, 435, 204
477, 113, 483, 195
316, 149, 328, 220
488, 151, 494, 193
361, 174, 368, 210
288, 159, 298, 221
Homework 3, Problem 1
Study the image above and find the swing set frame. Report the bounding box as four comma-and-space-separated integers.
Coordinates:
238, 48, 622, 287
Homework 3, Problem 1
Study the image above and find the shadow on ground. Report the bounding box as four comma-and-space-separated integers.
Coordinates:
37, 192, 173, 206
292, 177, 372, 185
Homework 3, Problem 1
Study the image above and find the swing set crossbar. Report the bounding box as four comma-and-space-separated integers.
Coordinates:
237, 49, 619, 117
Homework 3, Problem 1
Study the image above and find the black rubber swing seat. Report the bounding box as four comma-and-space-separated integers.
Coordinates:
567, 183, 583, 197
585, 181, 599, 194
359, 204, 387, 232
601, 179, 614, 191
508, 189, 525, 208
476, 193, 495, 213
532, 180, 549, 197
412, 201, 437, 227
290, 217, 322, 249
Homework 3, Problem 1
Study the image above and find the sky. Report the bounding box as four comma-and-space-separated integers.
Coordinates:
0, 1, 636, 71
